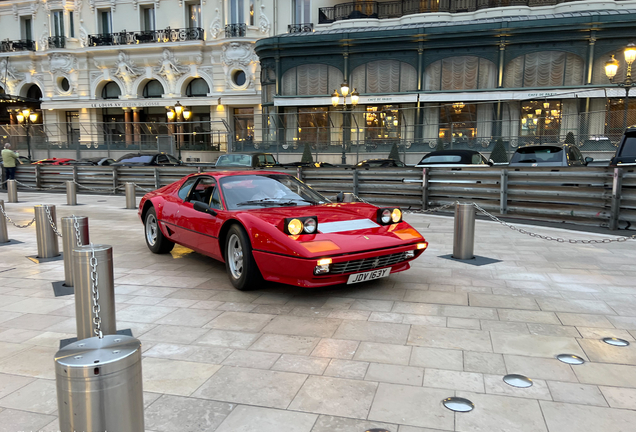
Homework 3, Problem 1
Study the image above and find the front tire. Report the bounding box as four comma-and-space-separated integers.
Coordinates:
225, 224, 262, 290
145, 207, 174, 254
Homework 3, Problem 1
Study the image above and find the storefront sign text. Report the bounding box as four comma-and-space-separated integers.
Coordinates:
524, 92, 559, 98
89, 101, 164, 108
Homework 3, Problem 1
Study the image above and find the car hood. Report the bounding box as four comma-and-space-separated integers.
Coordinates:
239, 203, 425, 258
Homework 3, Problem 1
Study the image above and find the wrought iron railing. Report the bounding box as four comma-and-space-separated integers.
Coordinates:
319, 0, 597, 23
87, 27, 204, 46
0, 39, 35, 52
225, 23, 247, 38
288, 23, 314, 33
48, 36, 66, 49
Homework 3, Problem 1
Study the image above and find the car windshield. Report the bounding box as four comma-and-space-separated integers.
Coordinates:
220, 174, 329, 210
420, 155, 463, 164
116, 155, 153, 164
216, 154, 252, 167
510, 147, 563, 164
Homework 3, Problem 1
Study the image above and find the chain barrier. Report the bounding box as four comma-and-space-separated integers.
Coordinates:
43, 204, 63, 238
72, 180, 117, 194
89, 242, 103, 338
11, 179, 154, 194
0, 204, 35, 228
351, 193, 457, 214
71, 214, 82, 247
472, 203, 636, 244
15, 180, 65, 191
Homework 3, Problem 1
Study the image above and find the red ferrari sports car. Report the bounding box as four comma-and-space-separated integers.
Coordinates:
138, 171, 428, 290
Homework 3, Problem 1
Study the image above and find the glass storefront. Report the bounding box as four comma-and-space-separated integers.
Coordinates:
234, 108, 254, 142
520, 100, 561, 145
439, 103, 476, 145
365, 105, 400, 142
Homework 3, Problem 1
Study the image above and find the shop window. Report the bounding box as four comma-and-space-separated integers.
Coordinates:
425, 56, 496, 91
186, 78, 209, 97
439, 103, 477, 144
297, 107, 329, 144
143, 80, 164, 98
606, 98, 636, 140
234, 108, 254, 142
519, 100, 562, 144
504, 52, 584, 88
351, 60, 417, 94
282, 64, 343, 96
365, 105, 400, 142
102, 81, 121, 99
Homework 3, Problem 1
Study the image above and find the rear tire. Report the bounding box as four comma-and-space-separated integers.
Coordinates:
145, 207, 174, 254
225, 224, 262, 290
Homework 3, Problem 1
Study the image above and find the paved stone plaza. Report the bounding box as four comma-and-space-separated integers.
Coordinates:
1, 191, 636, 432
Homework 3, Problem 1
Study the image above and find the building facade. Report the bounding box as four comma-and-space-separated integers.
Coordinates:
0, 0, 634, 163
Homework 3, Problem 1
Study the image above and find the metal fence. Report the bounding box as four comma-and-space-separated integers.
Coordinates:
4, 165, 635, 230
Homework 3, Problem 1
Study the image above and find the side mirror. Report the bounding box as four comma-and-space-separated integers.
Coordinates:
585, 157, 594, 165
336, 192, 344, 203
488, 159, 495, 166
193, 201, 217, 216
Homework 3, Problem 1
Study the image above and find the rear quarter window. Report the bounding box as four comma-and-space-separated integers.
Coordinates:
619, 137, 636, 158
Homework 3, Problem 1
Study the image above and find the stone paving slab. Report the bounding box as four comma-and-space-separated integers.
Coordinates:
1, 191, 636, 431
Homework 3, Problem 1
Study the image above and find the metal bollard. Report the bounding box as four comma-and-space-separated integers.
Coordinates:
34, 205, 60, 258
55, 334, 145, 432
125, 183, 136, 209
0, 200, 8, 243
7, 179, 17, 203
73, 244, 116, 340
61, 217, 89, 287
66, 181, 77, 206
453, 203, 476, 260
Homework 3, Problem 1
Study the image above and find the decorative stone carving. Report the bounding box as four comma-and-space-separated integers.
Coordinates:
0, 59, 24, 94
30, 1, 40, 20
112, 51, 142, 95
49, 54, 78, 74
74, 0, 83, 19
13, 5, 18, 21
132, 0, 138, 9
209, 9, 222, 39
79, 25, 89, 47
155, 0, 160, 8
259, 5, 270, 35
221, 42, 258, 89
89, 0, 95, 12
110, 0, 116, 12
39, 23, 49, 51
155, 49, 187, 94
195, 53, 203, 66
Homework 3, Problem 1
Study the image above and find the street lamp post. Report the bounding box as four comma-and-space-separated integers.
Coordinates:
332, 83, 360, 164
15, 108, 38, 160
166, 101, 191, 161
605, 42, 636, 131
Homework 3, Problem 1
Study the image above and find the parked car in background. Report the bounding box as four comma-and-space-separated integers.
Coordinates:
111, 153, 182, 166
355, 159, 406, 169
279, 161, 337, 168
67, 157, 116, 166
508, 144, 592, 167
610, 126, 636, 167
415, 150, 492, 168
33, 158, 75, 165
215, 152, 278, 169
0, 155, 31, 166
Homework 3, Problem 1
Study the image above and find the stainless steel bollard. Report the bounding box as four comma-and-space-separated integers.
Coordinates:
55, 335, 145, 432
34, 205, 60, 258
125, 183, 136, 209
453, 203, 476, 260
7, 179, 17, 203
66, 181, 77, 206
73, 244, 116, 340
0, 200, 8, 243
61, 217, 89, 287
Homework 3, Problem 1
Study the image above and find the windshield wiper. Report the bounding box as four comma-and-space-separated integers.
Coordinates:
283, 198, 321, 205
236, 198, 298, 207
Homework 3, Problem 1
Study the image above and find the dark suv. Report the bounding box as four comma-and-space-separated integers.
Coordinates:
508, 144, 592, 167
610, 127, 636, 167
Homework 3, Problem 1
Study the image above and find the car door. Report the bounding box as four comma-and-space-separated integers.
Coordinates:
176, 176, 223, 259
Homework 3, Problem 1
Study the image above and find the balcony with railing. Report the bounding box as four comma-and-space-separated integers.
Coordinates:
319, 0, 585, 23
225, 23, 247, 37
288, 23, 314, 33
48, 36, 66, 49
87, 27, 204, 46
0, 39, 36, 52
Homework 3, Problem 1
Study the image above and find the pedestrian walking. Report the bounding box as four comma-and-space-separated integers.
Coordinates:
1, 143, 20, 181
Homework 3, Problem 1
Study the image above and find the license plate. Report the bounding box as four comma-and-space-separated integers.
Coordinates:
347, 267, 391, 284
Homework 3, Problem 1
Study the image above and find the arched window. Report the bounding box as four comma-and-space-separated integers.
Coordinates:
101, 81, 121, 99
25, 84, 42, 100
143, 80, 164, 98
424, 56, 496, 91
504, 51, 584, 88
592, 49, 627, 85
351, 60, 417, 93
282, 64, 343, 96
186, 78, 209, 97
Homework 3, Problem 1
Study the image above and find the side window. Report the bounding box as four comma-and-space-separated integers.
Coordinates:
190, 177, 216, 203
573, 147, 584, 163
210, 187, 223, 210
178, 177, 197, 201
167, 155, 180, 164
157, 155, 169, 164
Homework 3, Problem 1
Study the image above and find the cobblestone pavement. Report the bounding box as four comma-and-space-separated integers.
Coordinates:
1, 191, 636, 432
